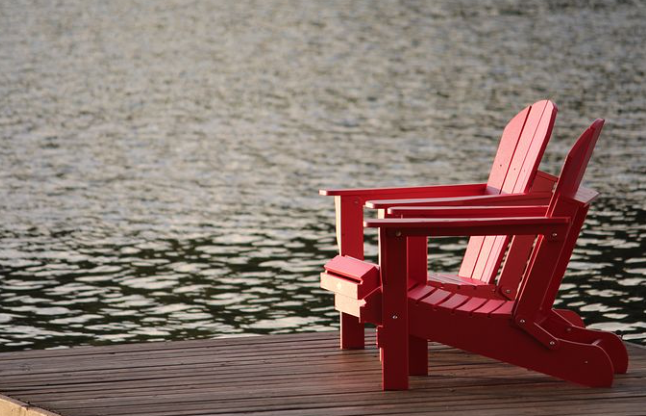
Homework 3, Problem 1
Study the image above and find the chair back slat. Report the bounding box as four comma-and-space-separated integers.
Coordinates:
459, 100, 557, 282
486, 106, 532, 190
515, 119, 604, 317
550, 119, 604, 206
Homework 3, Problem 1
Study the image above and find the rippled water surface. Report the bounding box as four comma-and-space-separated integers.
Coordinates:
0, 0, 644, 351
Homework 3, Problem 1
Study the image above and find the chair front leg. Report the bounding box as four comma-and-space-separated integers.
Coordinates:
335, 195, 365, 349
379, 228, 409, 390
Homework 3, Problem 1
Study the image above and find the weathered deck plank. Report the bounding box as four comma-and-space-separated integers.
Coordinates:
0, 331, 644, 416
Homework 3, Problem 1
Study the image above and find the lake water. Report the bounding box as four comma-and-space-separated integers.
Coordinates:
0, 0, 644, 351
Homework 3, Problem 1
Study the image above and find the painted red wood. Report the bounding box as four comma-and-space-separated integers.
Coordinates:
320, 183, 487, 197
408, 299, 616, 388
320, 271, 377, 299
320, 101, 557, 350
321, 118, 628, 390
429, 273, 482, 285
491, 300, 514, 316
339, 313, 363, 349
408, 335, 428, 376
364, 216, 570, 235
406, 235, 430, 375
334, 196, 366, 349
437, 293, 470, 310
333, 293, 365, 317
378, 228, 409, 390
455, 297, 489, 315
333, 289, 381, 324
462, 100, 557, 283
366, 190, 553, 209
473, 298, 506, 315
496, 234, 537, 299
424, 274, 502, 300
419, 289, 453, 307
408, 285, 435, 302
477, 235, 506, 282
389, 205, 548, 217
322, 255, 379, 296
407, 237, 428, 286
552, 119, 604, 198
515, 120, 605, 320
486, 106, 532, 189
500, 101, 555, 193
470, 108, 558, 285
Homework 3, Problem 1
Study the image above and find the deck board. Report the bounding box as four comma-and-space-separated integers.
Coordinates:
0, 331, 644, 416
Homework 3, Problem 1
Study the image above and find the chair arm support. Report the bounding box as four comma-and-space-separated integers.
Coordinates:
388, 205, 549, 218
319, 183, 487, 198
364, 217, 570, 240
365, 191, 553, 209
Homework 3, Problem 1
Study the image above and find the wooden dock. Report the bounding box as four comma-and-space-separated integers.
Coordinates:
0, 331, 644, 416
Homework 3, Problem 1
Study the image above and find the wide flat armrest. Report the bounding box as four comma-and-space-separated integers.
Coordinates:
388, 205, 549, 218
319, 183, 486, 198
366, 191, 553, 209
364, 216, 570, 239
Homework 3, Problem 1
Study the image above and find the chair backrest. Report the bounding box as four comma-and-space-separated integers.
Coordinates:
515, 119, 604, 317
459, 100, 558, 282
550, 119, 603, 205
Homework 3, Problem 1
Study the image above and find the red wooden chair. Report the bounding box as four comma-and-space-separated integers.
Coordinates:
321, 100, 558, 348
331, 119, 628, 389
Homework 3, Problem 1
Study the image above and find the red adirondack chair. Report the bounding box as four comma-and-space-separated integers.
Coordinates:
321, 100, 558, 348
329, 119, 628, 389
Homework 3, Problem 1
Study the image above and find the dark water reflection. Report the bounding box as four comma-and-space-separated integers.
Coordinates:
0, 0, 644, 351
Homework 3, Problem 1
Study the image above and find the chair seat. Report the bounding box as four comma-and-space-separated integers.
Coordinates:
426, 273, 505, 299
429, 272, 490, 287
408, 284, 514, 317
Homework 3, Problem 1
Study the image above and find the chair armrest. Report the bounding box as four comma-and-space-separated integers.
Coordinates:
365, 191, 553, 209
388, 205, 549, 218
364, 217, 570, 239
319, 183, 487, 199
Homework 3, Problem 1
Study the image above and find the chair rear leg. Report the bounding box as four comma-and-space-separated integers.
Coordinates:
334, 195, 367, 349
563, 326, 629, 374
546, 310, 628, 374
409, 335, 428, 376
596, 334, 629, 374
340, 313, 364, 349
